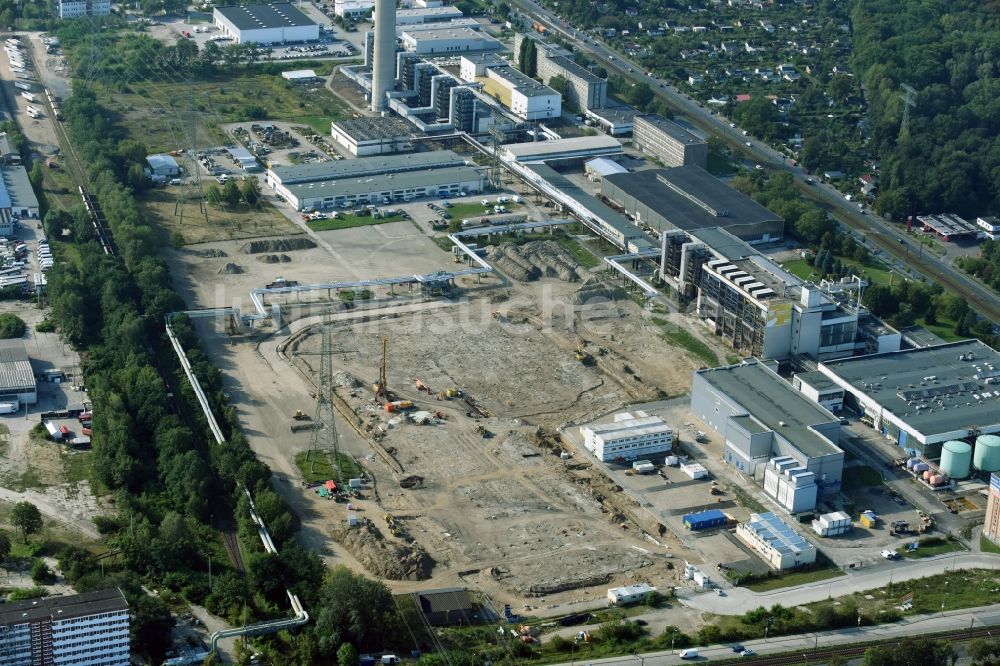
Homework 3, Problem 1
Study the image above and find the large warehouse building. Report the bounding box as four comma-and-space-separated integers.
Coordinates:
502, 135, 623, 166
281, 166, 484, 210
818, 339, 1000, 458
266, 150, 467, 191
691, 360, 844, 510
1, 166, 39, 219
633, 115, 708, 168
213, 4, 320, 44
0, 340, 37, 407
602, 166, 784, 243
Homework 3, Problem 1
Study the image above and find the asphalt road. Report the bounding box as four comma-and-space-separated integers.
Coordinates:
548, 603, 1000, 666
507, 0, 1000, 322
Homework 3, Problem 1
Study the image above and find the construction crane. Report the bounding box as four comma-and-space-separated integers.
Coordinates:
372, 335, 392, 402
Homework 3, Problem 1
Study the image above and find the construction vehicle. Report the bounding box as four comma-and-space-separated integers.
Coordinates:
475, 424, 493, 439
414, 378, 432, 393
371, 335, 395, 403
574, 344, 595, 366
292, 410, 310, 420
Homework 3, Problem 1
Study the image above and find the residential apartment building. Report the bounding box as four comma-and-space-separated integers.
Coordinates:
633, 114, 708, 168
580, 411, 673, 462
0, 588, 130, 665
58, 0, 110, 19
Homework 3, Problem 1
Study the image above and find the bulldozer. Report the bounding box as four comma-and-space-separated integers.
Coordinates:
291, 410, 310, 421
574, 345, 595, 366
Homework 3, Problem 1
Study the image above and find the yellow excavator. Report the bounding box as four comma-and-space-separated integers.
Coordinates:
292, 410, 310, 421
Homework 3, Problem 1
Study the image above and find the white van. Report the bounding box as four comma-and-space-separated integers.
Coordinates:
679, 649, 699, 660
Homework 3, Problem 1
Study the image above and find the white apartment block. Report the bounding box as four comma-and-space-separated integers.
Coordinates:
0, 588, 129, 666
58, 0, 111, 19
580, 410, 673, 462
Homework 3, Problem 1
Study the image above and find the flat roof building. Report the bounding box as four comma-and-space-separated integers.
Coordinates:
266, 150, 466, 189
281, 165, 484, 211
395, 6, 463, 24
917, 213, 979, 241
984, 474, 1000, 546
459, 55, 561, 120
602, 166, 783, 243
633, 115, 708, 168
793, 371, 845, 413
691, 360, 844, 508
584, 157, 628, 179
580, 410, 673, 463
0, 588, 129, 664
0, 166, 38, 220
57, 0, 110, 19
145, 154, 180, 178
330, 116, 415, 156
0, 340, 37, 406
607, 583, 656, 606
819, 339, 1000, 457
213, 3, 320, 44
737, 512, 817, 570
502, 135, 623, 166
514, 34, 607, 112
400, 25, 502, 55
407, 587, 477, 626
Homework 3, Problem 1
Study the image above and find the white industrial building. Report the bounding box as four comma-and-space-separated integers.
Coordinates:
214, 3, 320, 45
607, 583, 655, 606
691, 360, 844, 511
281, 166, 484, 211
736, 512, 817, 570
57, 0, 110, 19
334, 0, 374, 17
792, 371, 845, 412
818, 339, 1000, 458
459, 55, 560, 121
514, 34, 608, 112
267, 150, 466, 191
400, 25, 502, 55
580, 410, 673, 462
0, 166, 39, 219
0, 588, 129, 663
501, 135, 624, 166
812, 511, 851, 537
0, 340, 36, 407
331, 116, 414, 156
395, 6, 463, 24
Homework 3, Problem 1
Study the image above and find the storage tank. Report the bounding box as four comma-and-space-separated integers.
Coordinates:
923, 470, 933, 481
930, 474, 947, 487
940, 440, 972, 479
974, 435, 1000, 472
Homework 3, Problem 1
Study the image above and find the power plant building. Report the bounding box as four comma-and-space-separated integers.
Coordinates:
691, 359, 844, 508
330, 116, 415, 156
459, 55, 560, 120
501, 135, 623, 166
400, 25, 502, 55
394, 6, 463, 24
818, 339, 1000, 457
370, 0, 396, 110
580, 410, 673, 463
213, 3, 320, 44
633, 115, 708, 168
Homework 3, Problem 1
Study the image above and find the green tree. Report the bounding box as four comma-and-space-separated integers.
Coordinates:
336, 643, 359, 666
31, 560, 56, 584
206, 184, 224, 206
241, 177, 261, 208
0, 313, 25, 339
0, 531, 10, 561
11, 501, 42, 543
221, 179, 242, 207
862, 638, 955, 666
314, 567, 395, 655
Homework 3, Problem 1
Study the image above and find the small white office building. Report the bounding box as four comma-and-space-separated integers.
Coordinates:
607, 583, 655, 606
580, 410, 673, 462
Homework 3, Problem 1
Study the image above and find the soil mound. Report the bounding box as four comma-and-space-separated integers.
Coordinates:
241, 238, 316, 254
256, 254, 293, 264
218, 262, 244, 275
571, 278, 626, 305
194, 248, 227, 258
332, 524, 434, 580
487, 240, 580, 282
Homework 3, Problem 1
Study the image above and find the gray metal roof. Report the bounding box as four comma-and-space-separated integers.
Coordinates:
697, 360, 842, 458
523, 163, 644, 243
742, 512, 813, 556
503, 135, 623, 160
636, 114, 707, 145
0, 166, 38, 211
795, 371, 840, 393
821, 339, 1000, 438
604, 166, 783, 233
688, 227, 757, 261
0, 588, 128, 626
332, 116, 414, 142
286, 166, 482, 199
0, 340, 34, 392
547, 55, 605, 84
214, 3, 316, 31
489, 65, 559, 99
270, 150, 465, 185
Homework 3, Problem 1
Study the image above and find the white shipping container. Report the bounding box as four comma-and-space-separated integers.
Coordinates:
0, 402, 17, 414
44, 420, 61, 440
21, 91, 35, 102
14, 81, 30, 92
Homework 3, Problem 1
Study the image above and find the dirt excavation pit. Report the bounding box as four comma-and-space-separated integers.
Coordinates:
487, 240, 581, 283
287, 299, 704, 599
241, 237, 317, 254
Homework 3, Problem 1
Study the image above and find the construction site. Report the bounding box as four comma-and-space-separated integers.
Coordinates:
167, 195, 720, 610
